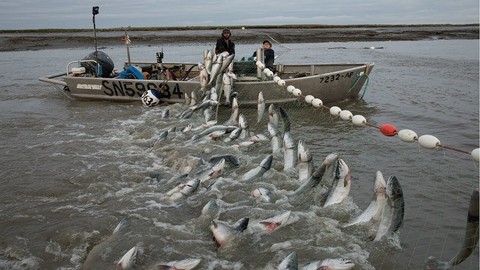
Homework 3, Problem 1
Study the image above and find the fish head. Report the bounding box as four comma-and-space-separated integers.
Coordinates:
116, 246, 139, 270
297, 140, 312, 162
386, 176, 403, 200
267, 122, 280, 137
260, 155, 274, 170
180, 179, 200, 196
210, 217, 249, 247
278, 251, 298, 270
374, 171, 387, 195
258, 91, 264, 103
324, 153, 339, 166
239, 114, 248, 129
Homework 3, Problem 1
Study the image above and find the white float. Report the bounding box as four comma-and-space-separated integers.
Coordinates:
352, 115, 366, 126
398, 129, 418, 142
418, 135, 440, 149
471, 148, 479, 162
304, 95, 314, 104
286, 85, 295, 93
312, 98, 323, 108
292, 88, 302, 97
277, 79, 286, 86
273, 76, 280, 82
329, 106, 341, 116
339, 110, 353, 121
256, 61, 265, 69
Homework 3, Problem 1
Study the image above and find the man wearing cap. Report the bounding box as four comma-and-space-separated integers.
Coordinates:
252, 40, 275, 72
215, 29, 235, 55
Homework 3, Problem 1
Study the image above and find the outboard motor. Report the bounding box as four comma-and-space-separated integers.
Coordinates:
81, 51, 114, 77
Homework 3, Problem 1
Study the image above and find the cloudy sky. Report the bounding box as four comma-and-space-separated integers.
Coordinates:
0, 0, 478, 30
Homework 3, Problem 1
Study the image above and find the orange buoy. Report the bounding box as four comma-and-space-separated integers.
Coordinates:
380, 124, 397, 137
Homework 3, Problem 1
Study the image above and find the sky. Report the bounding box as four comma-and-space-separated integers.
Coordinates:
0, 0, 478, 30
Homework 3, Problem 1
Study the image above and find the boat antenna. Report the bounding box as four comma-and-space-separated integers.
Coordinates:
92, 6, 99, 55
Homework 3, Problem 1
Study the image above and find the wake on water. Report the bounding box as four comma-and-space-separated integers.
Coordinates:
73, 100, 407, 270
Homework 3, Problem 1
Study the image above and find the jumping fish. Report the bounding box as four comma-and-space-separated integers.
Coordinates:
292, 153, 338, 196
208, 54, 223, 85
268, 104, 279, 126
204, 106, 214, 123
195, 124, 237, 138
302, 258, 355, 270
154, 258, 202, 270
279, 106, 291, 134
224, 97, 239, 126
267, 122, 283, 154
82, 219, 129, 270
373, 175, 405, 241
238, 114, 249, 139
240, 155, 273, 181
283, 132, 297, 171
251, 211, 291, 233
257, 91, 265, 123
209, 154, 241, 167
197, 158, 225, 184
180, 108, 194, 119
222, 72, 236, 105
210, 217, 249, 247
424, 189, 479, 269
209, 87, 218, 102
322, 159, 351, 207
297, 140, 313, 182
278, 251, 298, 270
190, 90, 197, 106
292, 166, 323, 197
220, 53, 235, 74
116, 245, 141, 270
166, 178, 200, 201
344, 171, 387, 227
204, 50, 213, 74
198, 63, 208, 92
224, 127, 242, 143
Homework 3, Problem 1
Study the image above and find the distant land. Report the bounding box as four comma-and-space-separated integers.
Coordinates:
0, 24, 478, 51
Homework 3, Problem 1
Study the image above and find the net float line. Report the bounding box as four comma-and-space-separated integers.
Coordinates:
258, 66, 479, 162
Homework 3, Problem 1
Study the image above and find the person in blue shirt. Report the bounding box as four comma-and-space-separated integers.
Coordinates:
252, 40, 275, 71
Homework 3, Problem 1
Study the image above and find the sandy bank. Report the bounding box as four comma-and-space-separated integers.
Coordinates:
1, 25, 478, 51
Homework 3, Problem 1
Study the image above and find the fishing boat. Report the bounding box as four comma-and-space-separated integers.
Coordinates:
38, 6, 374, 105
39, 54, 374, 105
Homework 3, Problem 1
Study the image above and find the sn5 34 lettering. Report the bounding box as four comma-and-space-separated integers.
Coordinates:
319, 71, 354, 83
102, 80, 183, 98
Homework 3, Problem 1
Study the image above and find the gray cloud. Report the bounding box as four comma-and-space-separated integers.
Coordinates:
0, 0, 478, 30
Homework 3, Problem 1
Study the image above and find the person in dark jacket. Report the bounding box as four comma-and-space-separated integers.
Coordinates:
215, 29, 235, 55
252, 40, 275, 71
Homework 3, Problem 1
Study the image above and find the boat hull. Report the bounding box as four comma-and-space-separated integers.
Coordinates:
41, 63, 374, 105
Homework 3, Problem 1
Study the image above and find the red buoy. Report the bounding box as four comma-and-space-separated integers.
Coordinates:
380, 124, 397, 137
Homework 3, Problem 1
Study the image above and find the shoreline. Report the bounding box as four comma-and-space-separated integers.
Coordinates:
1, 24, 478, 52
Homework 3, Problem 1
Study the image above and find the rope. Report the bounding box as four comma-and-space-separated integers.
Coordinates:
348, 73, 370, 98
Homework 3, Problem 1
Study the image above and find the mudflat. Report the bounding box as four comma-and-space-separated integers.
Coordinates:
1, 24, 478, 51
